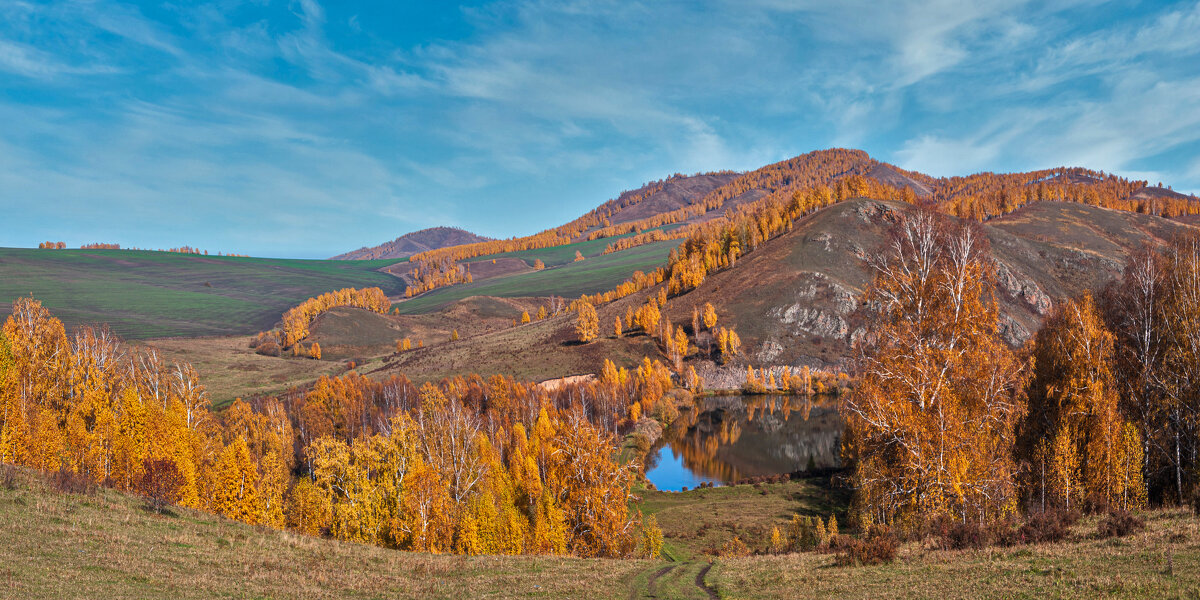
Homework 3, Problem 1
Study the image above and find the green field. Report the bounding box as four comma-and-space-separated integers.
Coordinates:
0, 248, 405, 339
473, 224, 679, 267
396, 239, 679, 315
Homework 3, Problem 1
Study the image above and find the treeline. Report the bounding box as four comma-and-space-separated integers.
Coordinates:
0, 298, 662, 557
842, 210, 1200, 535
253, 288, 391, 351
404, 257, 472, 298
39, 241, 249, 256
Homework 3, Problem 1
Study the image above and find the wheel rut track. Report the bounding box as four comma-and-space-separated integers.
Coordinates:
631, 561, 718, 599
646, 565, 674, 598
694, 563, 718, 600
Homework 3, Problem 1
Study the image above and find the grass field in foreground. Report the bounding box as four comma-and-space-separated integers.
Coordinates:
395, 240, 678, 315
0, 248, 404, 339
0, 466, 652, 600
3, 465, 1198, 599
712, 508, 1200, 599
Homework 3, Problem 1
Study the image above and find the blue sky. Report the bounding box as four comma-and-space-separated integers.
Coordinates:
1, 0, 1199, 258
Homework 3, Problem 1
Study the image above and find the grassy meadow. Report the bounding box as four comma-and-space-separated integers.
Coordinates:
4, 464, 1198, 600
395, 239, 678, 315
0, 248, 405, 339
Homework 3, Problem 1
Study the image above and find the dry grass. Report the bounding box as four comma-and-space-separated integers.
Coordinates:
139, 336, 345, 406
709, 509, 1200, 599
636, 477, 849, 561
0, 466, 651, 600
4, 466, 1198, 599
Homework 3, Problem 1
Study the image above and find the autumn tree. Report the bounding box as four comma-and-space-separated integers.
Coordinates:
1018, 293, 1145, 511
702, 302, 718, 330
211, 436, 262, 524
139, 458, 184, 513
521, 311, 531, 324
310, 342, 322, 360
843, 210, 1029, 529
575, 301, 599, 343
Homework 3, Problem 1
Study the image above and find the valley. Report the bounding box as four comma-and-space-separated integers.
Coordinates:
5, 148, 1200, 598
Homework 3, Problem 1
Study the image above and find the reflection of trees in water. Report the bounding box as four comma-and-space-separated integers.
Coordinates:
663, 395, 841, 483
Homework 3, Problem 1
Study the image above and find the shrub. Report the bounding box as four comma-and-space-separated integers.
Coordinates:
48, 467, 96, 495
139, 458, 184, 513
255, 341, 281, 357
834, 527, 898, 567
1097, 510, 1145, 539
1018, 509, 1077, 544
1, 464, 17, 490
986, 519, 1021, 547
648, 400, 680, 427
718, 536, 751, 557
945, 521, 989, 550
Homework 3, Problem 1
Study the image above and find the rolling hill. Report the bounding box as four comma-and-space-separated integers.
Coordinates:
0, 249, 406, 339
6, 148, 1200, 367
332, 226, 493, 260
663, 198, 1196, 369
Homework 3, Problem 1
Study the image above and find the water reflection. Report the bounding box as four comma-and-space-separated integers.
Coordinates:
644, 395, 842, 491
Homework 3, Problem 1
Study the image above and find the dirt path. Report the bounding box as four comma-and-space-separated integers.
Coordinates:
629, 561, 717, 599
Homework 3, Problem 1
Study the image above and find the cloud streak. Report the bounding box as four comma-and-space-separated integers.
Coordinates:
0, 0, 1198, 256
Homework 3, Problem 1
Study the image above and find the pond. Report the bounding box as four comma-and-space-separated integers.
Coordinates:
643, 394, 843, 492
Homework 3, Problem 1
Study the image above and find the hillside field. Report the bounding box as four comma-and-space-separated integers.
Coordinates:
0, 249, 405, 339
3, 465, 1197, 600
395, 239, 679, 315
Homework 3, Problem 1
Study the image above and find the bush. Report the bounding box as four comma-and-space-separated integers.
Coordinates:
648, 400, 680, 427
1018, 509, 1078, 544
944, 520, 989, 550
718, 536, 751, 557
1097, 510, 1145, 539
255, 341, 281, 357
1, 463, 17, 490
139, 458, 184, 513
834, 526, 898, 567
48, 467, 96, 495
987, 520, 1021, 547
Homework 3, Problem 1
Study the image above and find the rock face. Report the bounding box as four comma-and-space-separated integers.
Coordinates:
667, 198, 1196, 369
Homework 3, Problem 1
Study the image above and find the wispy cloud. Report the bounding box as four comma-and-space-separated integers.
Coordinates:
0, 0, 1198, 256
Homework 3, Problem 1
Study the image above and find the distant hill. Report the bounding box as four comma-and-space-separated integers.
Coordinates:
332, 227, 493, 261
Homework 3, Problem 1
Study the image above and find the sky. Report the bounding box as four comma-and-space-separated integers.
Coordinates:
1, 0, 1199, 259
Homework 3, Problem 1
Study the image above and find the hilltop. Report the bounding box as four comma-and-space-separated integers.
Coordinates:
332, 226, 493, 260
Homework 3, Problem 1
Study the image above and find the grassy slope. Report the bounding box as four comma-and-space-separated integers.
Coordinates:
396, 240, 679, 315
0, 248, 404, 339
0, 467, 651, 600
6, 466, 1198, 600
138, 336, 349, 407
636, 478, 849, 562
472, 224, 678, 268
712, 509, 1200, 599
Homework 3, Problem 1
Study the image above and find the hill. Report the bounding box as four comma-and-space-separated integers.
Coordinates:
0, 248, 405, 339
665, 198, 1196, 369
600, 172, 742, 225
332, 227, 493, 261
